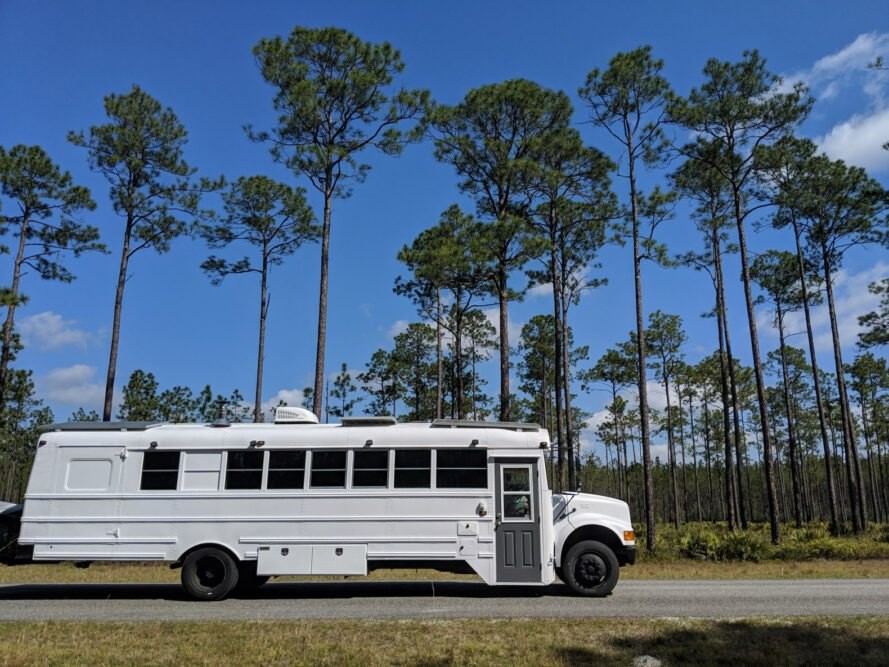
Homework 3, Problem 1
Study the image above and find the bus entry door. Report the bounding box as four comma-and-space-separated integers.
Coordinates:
494, 459, 541, 583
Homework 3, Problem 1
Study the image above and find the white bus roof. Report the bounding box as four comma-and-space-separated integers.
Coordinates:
37, 418, 550, 450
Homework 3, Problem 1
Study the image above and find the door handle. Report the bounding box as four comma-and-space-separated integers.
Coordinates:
495, 513, 502, 527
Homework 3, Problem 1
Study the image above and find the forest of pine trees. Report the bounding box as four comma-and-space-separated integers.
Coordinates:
2, 29, 888, 551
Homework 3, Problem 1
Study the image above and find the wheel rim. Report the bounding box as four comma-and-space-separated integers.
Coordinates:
575, 552, 607, 588
196, 555, 226, 589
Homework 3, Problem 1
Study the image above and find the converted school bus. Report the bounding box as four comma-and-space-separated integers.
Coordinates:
1, 407, 636, 600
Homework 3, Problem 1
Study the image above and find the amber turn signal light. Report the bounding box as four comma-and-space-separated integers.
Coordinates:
624, 531, 636, 542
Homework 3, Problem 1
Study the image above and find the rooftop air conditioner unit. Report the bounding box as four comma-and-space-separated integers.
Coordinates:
274, 406, 320, 425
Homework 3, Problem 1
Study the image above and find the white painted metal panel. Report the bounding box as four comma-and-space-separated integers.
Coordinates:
256, 545, 312, 575
311, 545, 367, 575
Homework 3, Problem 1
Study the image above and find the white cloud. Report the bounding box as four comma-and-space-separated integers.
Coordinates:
782, 32, 889, 95
481, 307, 523, 344
387, 319, 409, 339
650, 443, 670, 463
812, 33, 889, 78
528, 282, 553, 298
527, 266, 596, 300
39, 364, 105, 407
261, 387, 307, 416
18, 311, 95, 350
816, 109, 889, 172
779, 32, 889, 173
585, 408, 611, 432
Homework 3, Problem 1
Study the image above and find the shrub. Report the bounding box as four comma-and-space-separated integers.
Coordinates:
718, 531, 767, 562
677, 529, 721, 561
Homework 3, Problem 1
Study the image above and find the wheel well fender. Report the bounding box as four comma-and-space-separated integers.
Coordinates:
559, 525, 621, 566
175, 542, 241, 568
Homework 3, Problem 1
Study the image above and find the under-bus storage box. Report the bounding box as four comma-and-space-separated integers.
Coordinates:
256, 544, 367, 576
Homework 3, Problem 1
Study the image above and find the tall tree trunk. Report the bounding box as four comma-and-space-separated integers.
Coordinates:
550, 242, 567, 491
454, 311, 465, 420
876, 415, 889, 520
497, 265, 510, 422
732, 192, 780, 544
254, 255, 269, 423
558, 241, 577, 491
703, 401, 715, 521
790, 215, 839, 535
664, 373, 680, 529
689, 396, 702, 521
562, 286, 577, 491
776, 303, 803, 527
676, 382, 690, 522
722, 310, 748, 528
821, 247, 865, 533
104, 217, 134, 421
859, 400, 878, 523
470, 341, 478, 420
436, 288, 443, 419
312, 183, 333, 419
628, 152, 655, 552
0, 210, 30, 401
713, 235, 738, 530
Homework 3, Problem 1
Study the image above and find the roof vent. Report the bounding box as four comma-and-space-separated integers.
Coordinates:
340, 416, 398, 427
274, 406, 320, 424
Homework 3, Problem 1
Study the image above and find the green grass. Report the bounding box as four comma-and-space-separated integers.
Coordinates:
2, 523, 887, 666
2, 557, 888, 585
1, 618, 888, 666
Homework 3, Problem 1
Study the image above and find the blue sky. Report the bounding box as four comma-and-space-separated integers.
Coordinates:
1, 1, 887, 453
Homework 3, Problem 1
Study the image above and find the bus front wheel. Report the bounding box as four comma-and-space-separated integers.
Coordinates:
563, 540, 619, 597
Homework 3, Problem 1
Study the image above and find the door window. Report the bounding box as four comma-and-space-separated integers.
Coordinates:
501, 465, 534, 521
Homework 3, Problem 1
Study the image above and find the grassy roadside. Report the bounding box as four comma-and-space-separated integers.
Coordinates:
1, 558, 888, 584
1, 618, 888, 666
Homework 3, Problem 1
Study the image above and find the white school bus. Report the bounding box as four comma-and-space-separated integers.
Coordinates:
1, 408, 636, 600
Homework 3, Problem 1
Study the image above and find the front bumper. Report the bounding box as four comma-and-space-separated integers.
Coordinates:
618, 545, 637, 566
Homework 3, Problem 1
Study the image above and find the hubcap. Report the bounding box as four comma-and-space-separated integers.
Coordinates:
196, 556, 224, 588
576, 553, 606, 587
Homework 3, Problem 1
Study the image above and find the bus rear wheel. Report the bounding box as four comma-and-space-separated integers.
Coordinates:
181, 547, 239, 601
563, 540, 619, 597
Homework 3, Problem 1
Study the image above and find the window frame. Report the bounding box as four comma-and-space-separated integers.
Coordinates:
267, 449, 307, 490
310, 449, 348, 488
351, 449, 390, 488
435, 448, 488, 489
393, 449, 432, 489
140, 450, 181, 491
500, 463, 535, 523
224, 450, 265, 490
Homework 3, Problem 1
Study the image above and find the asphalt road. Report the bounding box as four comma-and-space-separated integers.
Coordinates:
1, 579, 888, 621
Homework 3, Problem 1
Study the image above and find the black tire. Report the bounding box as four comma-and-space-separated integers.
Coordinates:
181, 547, 239, 601
563, 540, 619, 597
234, 561, 270, 593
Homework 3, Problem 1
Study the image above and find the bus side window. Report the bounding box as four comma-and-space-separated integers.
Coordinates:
267, 450, 306, 489
311, 450, 347, 487
394, 450, 431, 488
436, 449, 487, 488
140, 451, 181, 490
352, 449, 388, 487
225, 451, 263, 490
